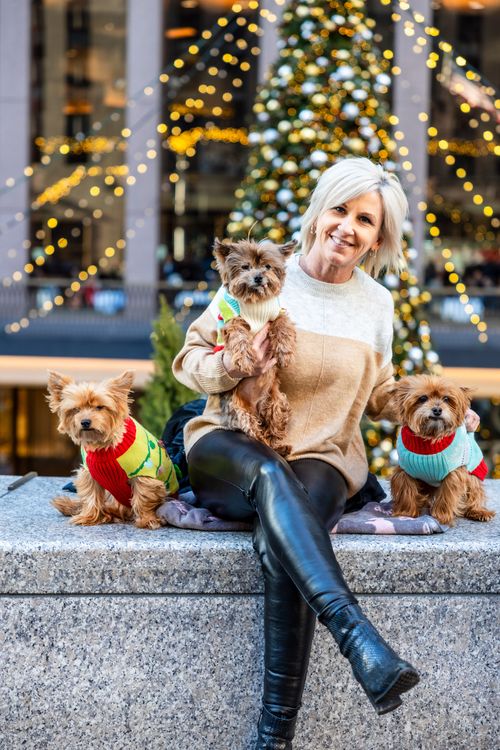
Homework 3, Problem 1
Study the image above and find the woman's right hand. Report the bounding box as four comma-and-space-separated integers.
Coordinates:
222, 323, 277, 379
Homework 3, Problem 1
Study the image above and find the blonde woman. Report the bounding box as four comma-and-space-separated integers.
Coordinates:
173, 158, 419, 748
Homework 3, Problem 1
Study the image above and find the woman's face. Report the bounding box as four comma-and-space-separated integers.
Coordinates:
308, 191, 384, 281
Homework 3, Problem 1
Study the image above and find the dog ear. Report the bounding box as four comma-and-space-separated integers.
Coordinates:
213, 237, 234, 262
47, 371, 73, 411
106, 371, 134, 398
277, 240, 297, 258
391, 377, 417, 417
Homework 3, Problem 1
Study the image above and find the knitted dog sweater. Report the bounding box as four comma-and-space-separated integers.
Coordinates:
396, 424, 488, 487
213, 288, 282, 352
82, 417, 179, 506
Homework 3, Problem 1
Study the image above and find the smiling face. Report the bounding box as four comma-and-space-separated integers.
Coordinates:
306, 191, 384, 283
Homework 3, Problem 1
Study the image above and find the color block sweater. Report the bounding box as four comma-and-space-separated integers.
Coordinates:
172, 254, 398, 497
82, 417, 179, 506
396, 424, 487, 486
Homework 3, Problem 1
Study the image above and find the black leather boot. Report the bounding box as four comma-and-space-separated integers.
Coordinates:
325, 603, 420, 715
255, 706, 297, 749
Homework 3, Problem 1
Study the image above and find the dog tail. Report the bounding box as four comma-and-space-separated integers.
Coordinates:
52, 495, 83, 517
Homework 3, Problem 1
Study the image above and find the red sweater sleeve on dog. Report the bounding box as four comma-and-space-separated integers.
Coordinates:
84, 419, 136, 507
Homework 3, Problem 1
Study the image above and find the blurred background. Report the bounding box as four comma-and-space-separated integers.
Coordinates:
0, 0, 498, 478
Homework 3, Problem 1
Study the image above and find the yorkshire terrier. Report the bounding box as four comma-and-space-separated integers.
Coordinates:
213, 237, 297, 455
390, 374, 495, 526
47, 370, 178, 529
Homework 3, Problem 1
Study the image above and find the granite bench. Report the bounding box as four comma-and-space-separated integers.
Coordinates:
0, 475, 498, 750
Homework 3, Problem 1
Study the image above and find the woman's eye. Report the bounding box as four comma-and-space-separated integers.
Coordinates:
334, 206, 345, 213
418, 395, 428, 403
360, 216, 373, 224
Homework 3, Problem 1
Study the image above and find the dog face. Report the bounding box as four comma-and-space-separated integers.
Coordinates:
213, 238, 296, 303
392, 375, 471, 439
47, 371, 134, 449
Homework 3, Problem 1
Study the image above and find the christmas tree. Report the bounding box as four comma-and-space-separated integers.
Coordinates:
227, 0, 439, 475
139, 297, 197, 437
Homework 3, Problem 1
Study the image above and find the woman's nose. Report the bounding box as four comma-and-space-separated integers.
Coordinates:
337, 215, 354, 234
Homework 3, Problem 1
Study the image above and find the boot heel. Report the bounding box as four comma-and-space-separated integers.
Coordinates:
325, 604, 420, 715
374, 667, 420, 715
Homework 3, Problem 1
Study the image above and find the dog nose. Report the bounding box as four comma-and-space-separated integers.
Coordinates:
81, 419, 91, 429
431, 406, 442, 417
254, 274, 263, 284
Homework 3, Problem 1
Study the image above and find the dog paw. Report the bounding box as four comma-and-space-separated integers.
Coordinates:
432, 511, 455, 526
231, 350, 257, 376
135, 516, 163, 530
275, 348, 294, 369
465, 508, 496, 522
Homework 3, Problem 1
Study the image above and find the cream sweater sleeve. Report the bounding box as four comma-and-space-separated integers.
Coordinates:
365, 362, 398, 423
172, 305, 241, 395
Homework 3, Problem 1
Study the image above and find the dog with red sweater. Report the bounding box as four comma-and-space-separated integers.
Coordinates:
390, 375, 494, 526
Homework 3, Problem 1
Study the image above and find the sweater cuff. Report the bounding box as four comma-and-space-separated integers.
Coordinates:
197, 351, 241, 393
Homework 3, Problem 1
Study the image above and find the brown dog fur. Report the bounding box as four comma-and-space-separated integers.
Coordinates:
213, 237, 297, 455
390, 374, 495, 526
47, 370, 170, 529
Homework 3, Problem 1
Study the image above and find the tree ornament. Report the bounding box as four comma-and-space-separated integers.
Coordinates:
263, 128, 279, 143
276, 188, 294, 205
352, 89, 368, 101
332, 64, 355, 81
296, 5, 310, 18
282, 160, 298, 174
344, 137, 365, 153
298, 109, 315, 122
310, 149, 329, 166
342, 102, 359, 119
302, 82, 318, 95
301, 127, 317, 142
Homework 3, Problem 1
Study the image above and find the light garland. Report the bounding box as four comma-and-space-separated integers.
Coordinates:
0, 1, 270, 199
380, 0, 500, 101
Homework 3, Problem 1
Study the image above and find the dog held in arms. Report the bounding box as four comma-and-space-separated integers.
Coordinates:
390, 374, 495, 526
47, 370, 178, 528
213, 237, 297, 456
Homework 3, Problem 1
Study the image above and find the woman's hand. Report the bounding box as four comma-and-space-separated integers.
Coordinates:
465, 408, 480, 432
222, 323, 277, 379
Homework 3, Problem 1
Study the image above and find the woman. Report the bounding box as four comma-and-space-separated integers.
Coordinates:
172, 158, 471, 748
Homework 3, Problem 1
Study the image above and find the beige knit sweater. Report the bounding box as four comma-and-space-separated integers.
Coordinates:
172, 254, 398, 497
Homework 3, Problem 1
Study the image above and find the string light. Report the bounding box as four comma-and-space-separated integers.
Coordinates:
0, 2, 272, 200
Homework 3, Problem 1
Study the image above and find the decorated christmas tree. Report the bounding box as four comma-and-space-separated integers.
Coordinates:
139, 297, 197, 437
227, 0, 439, 474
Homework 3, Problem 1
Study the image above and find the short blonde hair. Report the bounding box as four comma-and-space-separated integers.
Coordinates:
300, 157, 408, 278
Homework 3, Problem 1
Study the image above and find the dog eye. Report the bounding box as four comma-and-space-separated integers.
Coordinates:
442, 396, 450, 403
241, 264, 251, 270
417, 395, 428, 403
95, 405, 105, 411
265, 264, 272, 270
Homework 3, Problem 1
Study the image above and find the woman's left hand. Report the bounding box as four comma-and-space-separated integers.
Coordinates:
465, 408, 480, 432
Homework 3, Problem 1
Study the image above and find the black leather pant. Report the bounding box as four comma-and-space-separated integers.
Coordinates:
188, 430, 358, 720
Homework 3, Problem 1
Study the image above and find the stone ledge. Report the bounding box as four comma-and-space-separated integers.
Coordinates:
0, 476, 498, 595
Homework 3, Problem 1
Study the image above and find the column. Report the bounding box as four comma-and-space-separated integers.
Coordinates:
0, 0, 31, 321
393, 0, 433, 283
124, 0, 163, 320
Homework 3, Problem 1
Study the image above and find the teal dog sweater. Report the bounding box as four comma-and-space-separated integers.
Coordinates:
397, 424, 487, 487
